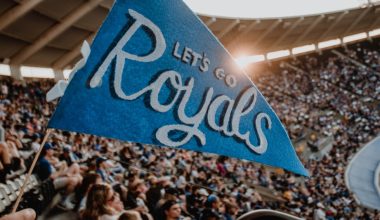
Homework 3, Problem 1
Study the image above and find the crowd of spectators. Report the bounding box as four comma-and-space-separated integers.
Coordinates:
0, 39, 379, 220
253, 39, 380, 218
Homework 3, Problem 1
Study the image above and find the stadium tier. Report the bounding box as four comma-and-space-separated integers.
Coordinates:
0, 38, 379, 219
0, 1, 380, 220
0, 0, 380, 77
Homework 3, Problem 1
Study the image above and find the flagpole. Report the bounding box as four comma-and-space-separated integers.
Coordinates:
11, 128, 53, 213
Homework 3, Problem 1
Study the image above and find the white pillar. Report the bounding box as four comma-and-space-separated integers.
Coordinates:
54, 69, 65, 81
10, 65, 22, 80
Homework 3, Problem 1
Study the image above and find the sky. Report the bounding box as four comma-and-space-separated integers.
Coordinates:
184, 0, 373, 19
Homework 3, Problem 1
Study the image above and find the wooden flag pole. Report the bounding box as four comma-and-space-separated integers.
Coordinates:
11, 128, 53, 213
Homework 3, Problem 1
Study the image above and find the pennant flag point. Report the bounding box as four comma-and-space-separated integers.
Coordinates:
48, 0, 309, 176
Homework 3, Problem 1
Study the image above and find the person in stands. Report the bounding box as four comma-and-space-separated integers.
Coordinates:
80, 183, 124, 220
36, 143, 82, 209
161, 200, 191, 220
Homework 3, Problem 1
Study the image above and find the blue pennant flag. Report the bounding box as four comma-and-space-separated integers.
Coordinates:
48, 0, 308, 176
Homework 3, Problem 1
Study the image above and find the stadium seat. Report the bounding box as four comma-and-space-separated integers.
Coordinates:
27, 175, 39, 188
17, 175, 31, 192
0, 183, 15, 203
0, 184, 11, 207
6, 180, 19, 198
0, 189, 7, 212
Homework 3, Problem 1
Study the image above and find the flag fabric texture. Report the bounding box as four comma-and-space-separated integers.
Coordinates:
48, 0, 308, 176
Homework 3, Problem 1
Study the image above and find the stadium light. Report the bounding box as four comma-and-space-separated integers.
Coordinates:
0, 27, 378, 79
343, 32, 367, 43
0, 64, 73, 79
318, 38, 341, 49
20, 66, 55, 78
369, 28, 380, 37
267, 50, 290, 60
0, 64, 11, 76
235, 55, 266, 68
292, 44, 316, 55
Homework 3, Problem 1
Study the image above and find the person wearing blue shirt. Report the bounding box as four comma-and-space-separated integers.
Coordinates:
36, 143, 83, 209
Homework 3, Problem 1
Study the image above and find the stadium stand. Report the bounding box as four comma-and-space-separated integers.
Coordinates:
1, 1, 380, 220
0, 37, 380, 219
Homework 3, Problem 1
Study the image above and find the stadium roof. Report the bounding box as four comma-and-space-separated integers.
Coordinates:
185, 0, 375, 19
0, 0, 380, 78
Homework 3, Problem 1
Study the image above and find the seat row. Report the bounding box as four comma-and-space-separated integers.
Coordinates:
0, 175, 39, 213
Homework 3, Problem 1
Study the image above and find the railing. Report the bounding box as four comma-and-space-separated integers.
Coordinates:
344, 140, 370, 205
345, 137, 380, 209
237, 209, 302, 220
375, 162, 380, 198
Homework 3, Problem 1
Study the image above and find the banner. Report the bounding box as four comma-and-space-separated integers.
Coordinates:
48, 0, 308, 176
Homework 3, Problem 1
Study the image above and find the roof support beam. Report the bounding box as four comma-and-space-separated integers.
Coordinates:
10, 65, 22, 80
367, 9, 380, 31
318, 11, 348, 41
252, 19, 282, 48
53, 34, 95, 69
99, 0, 113, 9
0, 0, 45, 31
250, 19, 282, 51
226, 20, 260, 49
205, 17, 217, 26
341, 6, 372, 37
269, 17, 304, 51
292, 14, 325, 47
368, 17, 380, 31
54, 69, 65, 81
10, 0, 104, 66
217, 19, 240, 41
